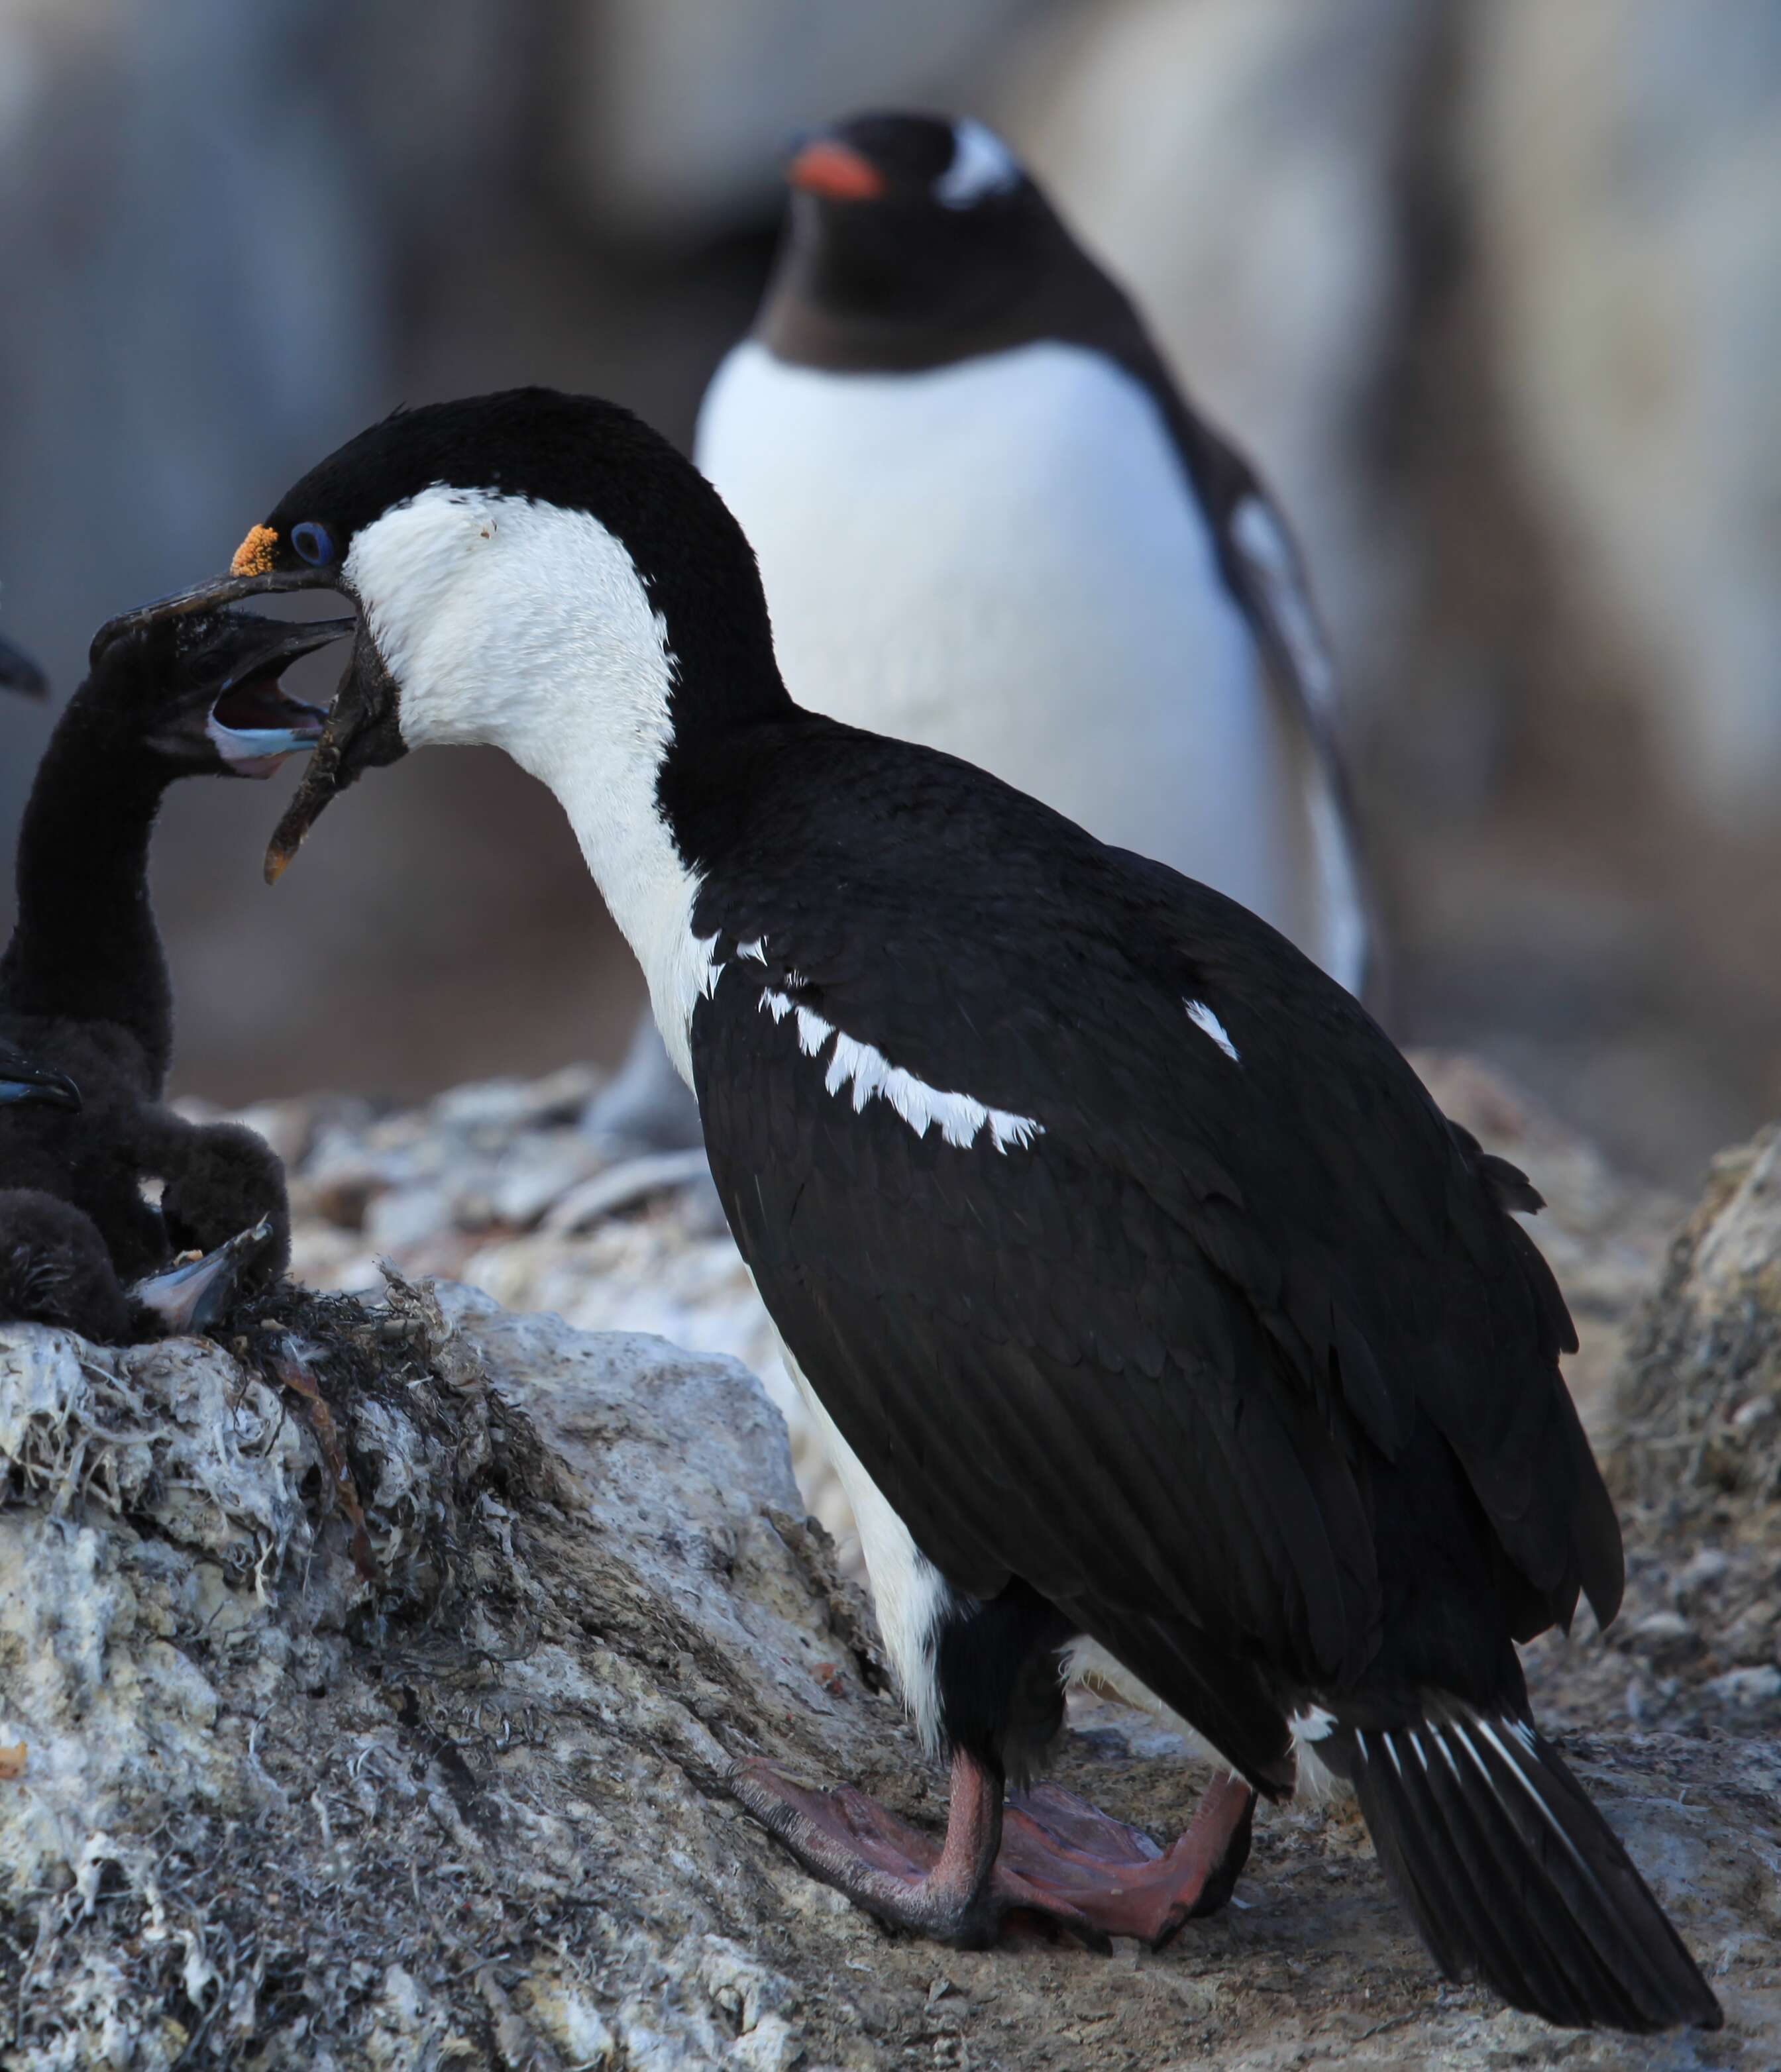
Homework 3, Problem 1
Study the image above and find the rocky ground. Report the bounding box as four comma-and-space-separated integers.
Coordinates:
3, 1057, 1779, 2067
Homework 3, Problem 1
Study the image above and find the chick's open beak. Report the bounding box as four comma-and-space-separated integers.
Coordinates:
205, 613, 353, 774
93, 562, 407, 883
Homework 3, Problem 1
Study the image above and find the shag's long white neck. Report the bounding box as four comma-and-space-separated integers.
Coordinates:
345, 484, 716, 1080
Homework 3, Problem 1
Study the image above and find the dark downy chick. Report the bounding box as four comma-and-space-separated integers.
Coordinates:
0, 603, 351, 1340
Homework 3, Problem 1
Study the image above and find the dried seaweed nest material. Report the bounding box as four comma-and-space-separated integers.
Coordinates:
1535, 1123, 1781, 1734
1614, 1123, 1781, 1522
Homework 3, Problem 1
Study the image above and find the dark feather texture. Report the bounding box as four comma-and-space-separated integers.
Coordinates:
1324, 1704, 1721, 2032
0, 619, 294, 1339
685, 714, 1622, 1788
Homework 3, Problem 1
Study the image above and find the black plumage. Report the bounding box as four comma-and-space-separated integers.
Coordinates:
684, 720, 1709, 2027
0, 1039, 80, 1113
107, 386, 1719, 2031
686, 726, 1603, 1733
0, 605, 345, 1340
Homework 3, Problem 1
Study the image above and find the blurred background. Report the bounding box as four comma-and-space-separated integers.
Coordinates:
1, 0, 1778, 1186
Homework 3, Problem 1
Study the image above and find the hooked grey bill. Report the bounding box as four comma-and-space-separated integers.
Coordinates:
93, 566, 399, 884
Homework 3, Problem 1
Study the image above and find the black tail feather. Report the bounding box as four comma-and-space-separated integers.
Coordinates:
1326, 1702, 1721, 2034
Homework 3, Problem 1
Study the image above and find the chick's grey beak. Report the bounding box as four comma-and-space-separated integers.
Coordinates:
264, 620, 405, 884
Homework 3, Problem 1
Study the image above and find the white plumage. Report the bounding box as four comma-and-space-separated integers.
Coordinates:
698, 336, 1362, 990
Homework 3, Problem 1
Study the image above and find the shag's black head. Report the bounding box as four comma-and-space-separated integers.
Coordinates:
93, 388, 784, 878
759, 111, 1120, 373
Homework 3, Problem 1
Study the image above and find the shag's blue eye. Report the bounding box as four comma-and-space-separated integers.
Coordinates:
291, 521, 336, 566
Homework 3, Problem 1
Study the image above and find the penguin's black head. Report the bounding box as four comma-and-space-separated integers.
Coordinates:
770, 113, 1067, 348
87, 605, 346, 780
788, 113, 1025, 213
93, 388, 784, 877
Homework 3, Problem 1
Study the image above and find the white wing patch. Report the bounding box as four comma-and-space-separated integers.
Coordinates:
934, 118, 1020, 208
757, 988, 1042, 1154
794, 1005, 834, 1056
1185, 998, 1240, 1062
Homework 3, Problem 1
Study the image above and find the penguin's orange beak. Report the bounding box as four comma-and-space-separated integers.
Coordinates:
787, 139, 886, 203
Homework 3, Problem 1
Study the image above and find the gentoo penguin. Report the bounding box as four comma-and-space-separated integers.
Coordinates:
119, 388, 1718, 2031
0, 602, 349, 1340
587, 109, 1376, 1151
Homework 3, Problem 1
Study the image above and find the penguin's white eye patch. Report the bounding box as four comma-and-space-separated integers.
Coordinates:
934, 120, 1020, 209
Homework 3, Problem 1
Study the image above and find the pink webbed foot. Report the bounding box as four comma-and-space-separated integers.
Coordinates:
1000, 1771, 1256, 1947
731, 1754, 1255, 1953
730, 1755, 1106, 1949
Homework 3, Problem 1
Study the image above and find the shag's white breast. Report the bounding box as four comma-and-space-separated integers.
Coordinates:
698, 339, 1336, 972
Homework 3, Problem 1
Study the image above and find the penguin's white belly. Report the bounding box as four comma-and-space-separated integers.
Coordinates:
698, 338, 1322, 961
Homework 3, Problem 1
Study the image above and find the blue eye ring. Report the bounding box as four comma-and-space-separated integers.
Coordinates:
290, 520, 336, 566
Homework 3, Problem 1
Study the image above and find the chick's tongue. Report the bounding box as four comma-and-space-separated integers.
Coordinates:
213, 672, 321, 733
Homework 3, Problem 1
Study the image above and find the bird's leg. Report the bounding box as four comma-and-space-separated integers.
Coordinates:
131, 1216, 274, 1333
996, 1770, 1256, 1948
731, 1749, 1107, 1949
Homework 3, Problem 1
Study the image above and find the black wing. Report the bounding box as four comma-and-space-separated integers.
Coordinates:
684, 731, 1616, 1784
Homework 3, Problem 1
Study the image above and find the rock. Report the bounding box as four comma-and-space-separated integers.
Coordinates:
1675, 1547, 1731, 1598
1514, 1122, 1781, 1737
5, 1276, 1778, 2063
542, 1149, 715, 1234
1705, 1665, 1781, 1708
1613, 1124, 1781, 1518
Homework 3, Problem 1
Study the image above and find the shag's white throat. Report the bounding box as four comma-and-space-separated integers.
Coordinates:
343, 483, 718, 1082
